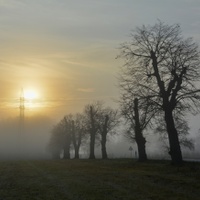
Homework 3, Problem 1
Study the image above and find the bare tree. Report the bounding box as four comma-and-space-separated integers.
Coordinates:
84, 102, 102, 159
119, 69, 158, 161
118, 21, 200, 165
62, 116, 72, 159
84, 102, 119, 159
48, 113, 87, 160
47, 118, 70, 159
98, 107, 119, 159
47, 125, 62, 159
121, 96, 156, 161
71, 113, 87, 159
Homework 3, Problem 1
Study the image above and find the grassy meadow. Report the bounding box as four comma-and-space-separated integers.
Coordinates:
0, 159, 199, 200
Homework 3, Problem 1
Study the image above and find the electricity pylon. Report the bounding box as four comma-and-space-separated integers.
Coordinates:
19, 88, 25, 134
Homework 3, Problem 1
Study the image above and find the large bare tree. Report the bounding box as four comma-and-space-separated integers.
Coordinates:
118, 21, 200, 164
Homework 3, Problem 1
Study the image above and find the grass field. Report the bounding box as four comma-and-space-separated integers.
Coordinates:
0, 159, 199, 200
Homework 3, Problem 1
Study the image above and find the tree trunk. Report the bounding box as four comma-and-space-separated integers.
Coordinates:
134, 98, 147, 162
89, 106, 96, 159
63, 144, 70, 159
63, 117, 71, 159
151, 50, 182, 165
101, 136, 108, 159
89, 133, 95, 159
101, 115, 109, 159
74, 146, 80, 159
71, 120, 81, 159
73, 136, 81, 159
135, 136, 147, 162
165, 109, 183, 165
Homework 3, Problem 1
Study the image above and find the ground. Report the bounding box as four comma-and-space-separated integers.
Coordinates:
0, 159, 199, 200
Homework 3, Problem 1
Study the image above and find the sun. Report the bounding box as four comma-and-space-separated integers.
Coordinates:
24, 89, 38, 100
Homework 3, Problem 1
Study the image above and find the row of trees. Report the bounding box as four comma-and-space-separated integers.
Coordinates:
48, 21, 200, 165
47, 102, 119, 159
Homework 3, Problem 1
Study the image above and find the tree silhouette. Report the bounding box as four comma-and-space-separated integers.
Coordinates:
118, 21, 200, 165
48, 114, 87, 159
84, 102, 118, 159
62, 116, 72, 159
121, 96, 156, 161
48, 120, 70, 159
98, 107, 119, 159
71, 113, 87, 159
84, 102, 102, 159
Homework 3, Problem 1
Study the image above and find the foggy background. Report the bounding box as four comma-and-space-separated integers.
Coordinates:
0, 114, 199, 160
0, 1, 200, 160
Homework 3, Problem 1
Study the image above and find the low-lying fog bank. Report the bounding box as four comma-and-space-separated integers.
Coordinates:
0, 116, 200, 161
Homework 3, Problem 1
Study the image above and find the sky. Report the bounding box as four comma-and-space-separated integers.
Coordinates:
0, 0, 200, 121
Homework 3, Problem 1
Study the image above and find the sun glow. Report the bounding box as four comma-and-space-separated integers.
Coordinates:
21, 88, 42, 110
24, 89, 38, 100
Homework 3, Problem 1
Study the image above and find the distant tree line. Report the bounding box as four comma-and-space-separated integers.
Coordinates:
48, 21, 200, 165
47, 102, 119, 159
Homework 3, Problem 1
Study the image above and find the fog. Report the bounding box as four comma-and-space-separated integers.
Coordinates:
0, 115, 53, 160
0, 115, 200, 161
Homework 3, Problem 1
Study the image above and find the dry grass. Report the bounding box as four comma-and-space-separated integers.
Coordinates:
0, 159, 199, 200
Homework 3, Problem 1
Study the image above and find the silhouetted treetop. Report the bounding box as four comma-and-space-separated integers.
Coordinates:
118, 20, 200, 165
119, 20, 200, 113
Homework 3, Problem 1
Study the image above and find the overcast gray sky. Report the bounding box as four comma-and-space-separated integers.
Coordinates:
0, 0, 200, 119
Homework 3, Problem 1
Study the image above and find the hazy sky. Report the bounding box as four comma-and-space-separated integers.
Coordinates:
1, 0, 200, 119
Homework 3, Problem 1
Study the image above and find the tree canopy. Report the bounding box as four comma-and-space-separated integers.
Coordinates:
118, 21, 200, 164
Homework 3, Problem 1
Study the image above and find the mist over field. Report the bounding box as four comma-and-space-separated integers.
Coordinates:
0, 115, 52, 160
0, 0, 199, 163
0, 114, 199, 161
